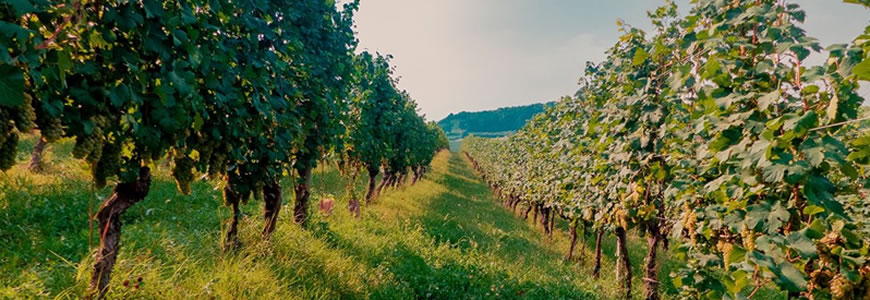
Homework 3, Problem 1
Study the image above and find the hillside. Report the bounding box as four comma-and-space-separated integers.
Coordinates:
437, 102, 553, 141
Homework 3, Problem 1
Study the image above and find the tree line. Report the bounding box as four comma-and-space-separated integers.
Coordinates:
437, 102, 552, 140
0, 0, 448, 298
464, 1, 870, 299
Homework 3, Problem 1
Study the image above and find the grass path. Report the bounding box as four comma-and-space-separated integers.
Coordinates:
2, 137, 692, 299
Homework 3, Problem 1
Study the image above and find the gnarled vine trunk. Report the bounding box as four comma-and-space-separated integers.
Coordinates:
262, 180, 282, 237
410, 167, 420, 184
523, 203, 533, 220
222, 181, 242, 251
532, 204, 539, 223
365, 167, 379, 205
540, 206, 551, 235
644, 234, 660, 300
417, 166, 424, 182
382, 172, 392, 189
579, 222, 588, 263
90, 167, 151, 299
615, 227, 632, 299
375, 171, 389, 196
293, 166, 312, 226
397, 172, 407, 187
28, 137, 47, 172
548, 209, 555, 237
643, 190, 664, 300
566, 219, 578, 261
593, 229, 603, 278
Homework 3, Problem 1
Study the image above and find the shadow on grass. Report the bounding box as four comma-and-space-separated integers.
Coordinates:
453, 152, 686, 298
0, 177, 93, 279
422, 157, 564, 261
368, 243, 591, 300
302, 153, 596, 299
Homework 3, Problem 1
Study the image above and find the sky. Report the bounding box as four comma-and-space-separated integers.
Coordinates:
349, 0, 870, 121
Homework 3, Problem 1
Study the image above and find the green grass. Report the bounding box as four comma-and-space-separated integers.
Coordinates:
1, 134, 783, 299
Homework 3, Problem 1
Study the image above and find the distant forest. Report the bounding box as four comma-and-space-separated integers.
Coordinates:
437, 102, 553, 140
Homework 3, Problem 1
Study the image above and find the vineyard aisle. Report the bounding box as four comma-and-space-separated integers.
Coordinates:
3, 142, 702, 299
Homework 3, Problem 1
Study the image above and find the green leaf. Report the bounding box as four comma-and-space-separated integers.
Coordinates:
806, 219, 825, 239
785, 161, 810, 184
847, 148, 870, 162
5, 0, 35, 16
704, 57, 721, 78
776, 262, 808, 292
841, 229, 862, 247
786, 231, 818, 258
88, 31, 109, 49
57, 51, 72, 73
632, 47, 649, 66
804, 175, 845, 216
749, 252, 807, 292
762, 164, 787, 183
852, 135, 870, 147
802, 205, 824, 216
793, 111, 818, 136
193, 113, 204, 131
727, 270, 750, 295
83, 120, 94, 135
0, 65, 24, 107
757, 91, 779, 111
801, 145, 824, 167
801, 85, 819, 95
854, 58, 870, 81
143, 0, 165, 18
725, 246, 748, 266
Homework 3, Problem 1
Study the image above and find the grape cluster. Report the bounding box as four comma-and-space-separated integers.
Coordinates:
172, 155, 194, 195
72, 117, 108, 160
173, 132, 238, 195
714, 240, 733, 261
40, 118, 63, 142
72, 128, 103, 159
681, 203, 698, 245
0, 95, 38, 170
800, 232, 870, 299
195, 140, 214, 171
92, 141, 122, 189
209, 150, 228, 178
739, 227, 756, 251
222, 165, 263, 206
0, 130, 18, 170
0, 108, 12, 146
202, 140, 230, 179
33, 95, 64, 142
12, 93, 36, 132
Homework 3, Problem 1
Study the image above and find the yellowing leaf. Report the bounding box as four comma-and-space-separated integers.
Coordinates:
632, 48, 649, 66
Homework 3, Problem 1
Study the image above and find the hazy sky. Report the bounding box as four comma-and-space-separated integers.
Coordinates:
350, 1, 870, 121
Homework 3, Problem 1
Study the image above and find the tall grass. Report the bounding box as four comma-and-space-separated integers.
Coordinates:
1, 134, 782, 299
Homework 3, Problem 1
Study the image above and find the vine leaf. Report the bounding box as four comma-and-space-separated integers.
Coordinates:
749, 251, 808, 292
632, 47, 649, 66
762, 164, 787, 183
854, 59, 870, 81
0, 65, 24, 107
786, 230, 818, 259
801, 145, 824, 167
803, 175, 844, 216
757, 91, 779, 111
6, 0, 35, 16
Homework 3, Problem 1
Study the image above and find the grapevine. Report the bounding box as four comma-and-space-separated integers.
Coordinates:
463, 1, 870, 299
